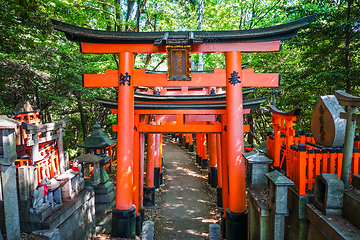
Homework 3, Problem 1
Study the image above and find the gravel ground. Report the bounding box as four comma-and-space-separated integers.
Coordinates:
144, 171, 168, 238
150, 140, 223, 240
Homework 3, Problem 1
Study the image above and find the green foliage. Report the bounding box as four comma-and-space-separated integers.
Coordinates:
1, 0, 359, 152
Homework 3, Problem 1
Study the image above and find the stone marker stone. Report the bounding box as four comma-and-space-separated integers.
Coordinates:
311, 95, 346, 147
18, 166, 30, 201
142, 221, 154, 240
209, 224, 220, 240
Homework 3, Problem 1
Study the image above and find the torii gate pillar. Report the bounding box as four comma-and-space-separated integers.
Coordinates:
225, 51, 247, 239
111, 52, 136, 238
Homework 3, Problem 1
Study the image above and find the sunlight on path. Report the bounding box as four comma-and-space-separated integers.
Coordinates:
155, 136, 212, 240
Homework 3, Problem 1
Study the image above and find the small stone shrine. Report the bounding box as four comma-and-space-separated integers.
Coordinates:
0, 103, 95, 240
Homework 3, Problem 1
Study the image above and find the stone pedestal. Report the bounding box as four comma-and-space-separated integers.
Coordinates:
243, 150, 272, 190
314, 174, 344, 216
265, 170, 294, 240
248, 189, 271, 240
58, 170, 85, 201
93, 157, 116, 213
286, 186, 313, 240
1, 164, 21, 240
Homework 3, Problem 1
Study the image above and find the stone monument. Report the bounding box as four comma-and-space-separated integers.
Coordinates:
311, 95, 346, 148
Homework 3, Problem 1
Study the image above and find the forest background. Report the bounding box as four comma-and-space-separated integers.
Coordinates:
1, 0, 359, 156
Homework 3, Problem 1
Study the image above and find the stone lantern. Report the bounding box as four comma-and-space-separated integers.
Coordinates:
78, 122, 115, 156
77, 122, 116, 213
0, 115, 21, 240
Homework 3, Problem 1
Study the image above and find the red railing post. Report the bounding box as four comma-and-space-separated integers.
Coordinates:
322, 148, 328, 173
273, 116, 282, 167
298, 144, 307, 195
329, 148, 336, 174
307, 148, 315, 190
352, 148, 359, 182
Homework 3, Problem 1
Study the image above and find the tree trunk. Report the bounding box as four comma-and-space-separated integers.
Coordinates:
345, 0, 353, 92
115, 0, 122, 31
76, 95, 87, 142
247, 114, 254, 144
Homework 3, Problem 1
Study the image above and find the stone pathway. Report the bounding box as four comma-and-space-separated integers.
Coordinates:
154, 136, 214, 240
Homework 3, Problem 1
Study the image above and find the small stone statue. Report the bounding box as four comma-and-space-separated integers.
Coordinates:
31, 176, 52, 211
32, 186, 45, 209
38, 177, 51, 204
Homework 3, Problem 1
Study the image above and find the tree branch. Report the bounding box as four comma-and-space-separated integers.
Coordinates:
152, 56, 166, 71
252, 0, 281, 27
113, 54, 119, 69
95, 0, 115, 8
73, 4, 119, 26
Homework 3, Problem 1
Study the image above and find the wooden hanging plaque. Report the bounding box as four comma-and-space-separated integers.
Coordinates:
166, 45, 191, 81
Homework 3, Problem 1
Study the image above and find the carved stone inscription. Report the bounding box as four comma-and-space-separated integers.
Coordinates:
311, 95, 346, 147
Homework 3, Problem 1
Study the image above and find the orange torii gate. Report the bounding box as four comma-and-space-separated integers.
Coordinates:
52, 16, 312, 239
